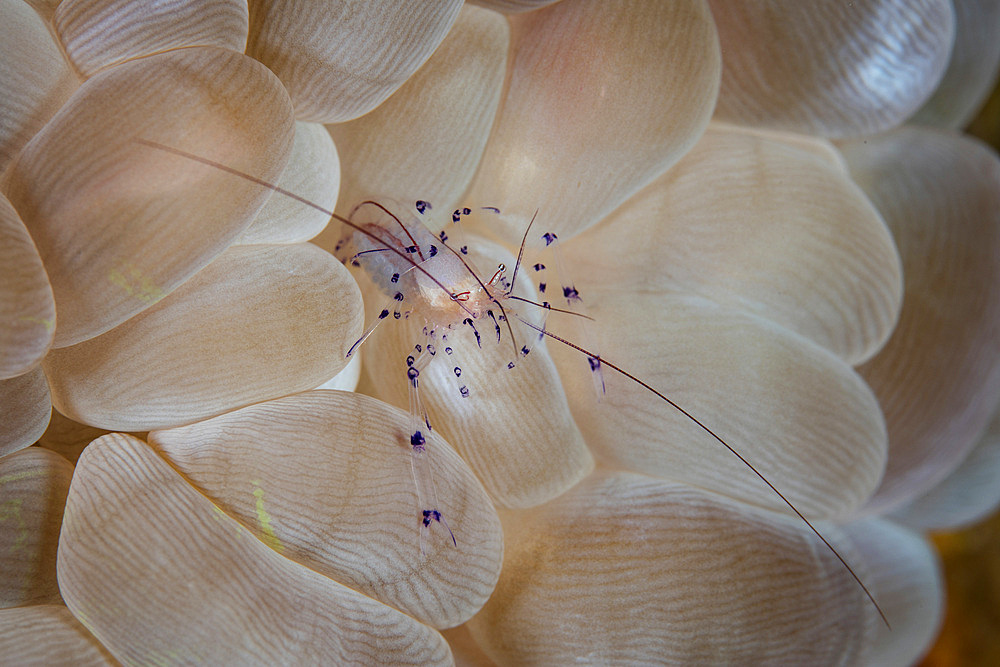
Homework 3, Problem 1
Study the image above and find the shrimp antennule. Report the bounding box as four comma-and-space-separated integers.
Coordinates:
507, 209, 539, 295
506, 294, 594, 320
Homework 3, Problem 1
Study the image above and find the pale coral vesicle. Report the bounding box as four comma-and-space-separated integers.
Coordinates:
0, 0, 997, 664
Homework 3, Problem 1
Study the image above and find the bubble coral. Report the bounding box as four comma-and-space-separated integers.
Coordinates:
1, 0, 999, 664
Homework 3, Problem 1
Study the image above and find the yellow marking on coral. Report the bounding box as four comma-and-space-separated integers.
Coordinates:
210, 504, 229, 523
108, 262, 165, 304
210, 503, 250, 541
146, 648, 183, 667
250, 479, 284, 553
0, 469, 47, 487
73, 608, 97, 634
0, 499, 27, 554
17, 315, 55, 332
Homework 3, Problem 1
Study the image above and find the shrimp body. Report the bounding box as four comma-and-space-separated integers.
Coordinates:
342, 201, 514, 350
412, 254, 497, 321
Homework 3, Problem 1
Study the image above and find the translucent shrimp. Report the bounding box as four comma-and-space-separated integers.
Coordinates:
334, 199, 532, 551
133, 138, 890, 628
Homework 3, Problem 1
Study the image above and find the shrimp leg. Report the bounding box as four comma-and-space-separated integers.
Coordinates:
404, 335, 456, 553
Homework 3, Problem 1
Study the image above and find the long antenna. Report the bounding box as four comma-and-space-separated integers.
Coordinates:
134, 139, 475, 318
505, 294, 594, 319
514, 314, 890, 630
136, 137, 889, 629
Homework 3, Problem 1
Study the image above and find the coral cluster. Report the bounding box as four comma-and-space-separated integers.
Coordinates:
2, 0, 1000, 664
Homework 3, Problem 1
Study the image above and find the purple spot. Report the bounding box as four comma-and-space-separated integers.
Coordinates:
454, 367, 462, 377
563, 285, 580, 300
439, 230, 449, 242
416, 200, 431, 214
394, 292, 404, 301
410, 430, 426, 451
533, 263, 545, 271
542, 232, 558, 246
464, 318, 482, 347
459, 386, 469, 398
539, 282, 547, 293
378, 309, 389, 319
390, 273, 399, 284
